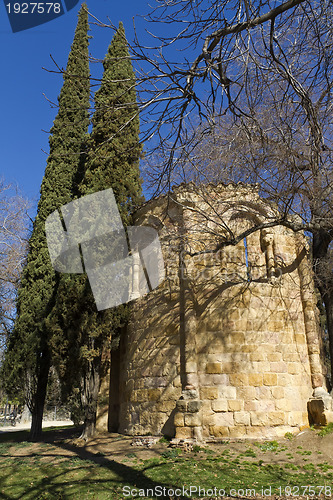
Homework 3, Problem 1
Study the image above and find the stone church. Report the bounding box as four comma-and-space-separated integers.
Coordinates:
97, 183, 333, 441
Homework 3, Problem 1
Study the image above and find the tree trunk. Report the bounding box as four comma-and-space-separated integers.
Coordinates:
29, 350, 50, 441
312, 231, 333, 388
323, 293, 333, 390
80, 359, 100, 441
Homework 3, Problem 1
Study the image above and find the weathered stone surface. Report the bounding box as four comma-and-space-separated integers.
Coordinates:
174, 412, 185, 427
184, 413, 201, 427
200, 387, 219, 400
206, 362, 223, 374
234, 411, 251, 426
187, 400, 202, 413
215, 412, 234, 427
263, 373, 278, 386
212, 400, 228, 412
175, 426, 193, 439
176, 400, 187, 412
228, 400, 244, 411
101, 184, 326, 441
308, 391, 333, 426
209, 426, 229, 438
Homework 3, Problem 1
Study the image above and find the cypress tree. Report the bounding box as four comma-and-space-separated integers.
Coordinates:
49, 22, 143, 439
1, 3, 90, 441
81, 21, 142, 213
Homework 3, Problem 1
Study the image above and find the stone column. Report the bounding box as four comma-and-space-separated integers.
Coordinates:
295, 234, 333, 425
172, 205, 203, 444
295, 235, 325, 389
261, 229, 275, 280
129, 250, 141, 301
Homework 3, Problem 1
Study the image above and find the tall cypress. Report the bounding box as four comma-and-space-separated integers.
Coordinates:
49, 22, 143, 440
1, 3, 90, 441
81, 21, 142, 214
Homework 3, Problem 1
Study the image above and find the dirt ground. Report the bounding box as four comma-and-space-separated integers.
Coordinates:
7, 425, 333, 468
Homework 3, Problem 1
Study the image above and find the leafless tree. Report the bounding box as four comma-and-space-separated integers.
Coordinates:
128, 0, 333, 380
0, 182, 30, 348
58, 1, 333, 379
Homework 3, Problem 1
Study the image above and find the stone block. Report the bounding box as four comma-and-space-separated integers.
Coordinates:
284, 352, 300, 362
246, 427, 265, 439
287, 411, 306, 427
175, 426, 193, 439
244, 401, 256, 411
176, 400, 187, 412
295, 334, 306, 345
203, 413, 218, 426
270, 320, 284, 332
267, 411, 286, 425
144, 377, 168, 388
186, 373, 199, 387
219, 362, 235, 373
277, 374, 290, 386
156, 400, 177, 413
228, 399, 243, 411
248, 374, 263, 386
212, 400, 228, 412
229, 426, 247, 438
241, 344, 258, 353
250, 361, 271, 372
251, 412, 268, 426
237, 386, 256, 400
270, 362, 288, 373
275, 398, 293, 411
198, 373, 216, 386
234, 411, 251, 426
206, 362, 223, 374
186, 362, 198, 373
184, 413, 201, 427
229, 373, 248, 387
162, 387, 181, 401
263, 373, 278, 386
215, 412, 234, 427
209, 426, 229, 438
161, 364, 178, 377
250, 352, 267, 362
228, 332, 245, 344
174, 412, 185, 427
271, 387, 285, 399
173, 376, 182, 387
132, 389, 148, 403
287, 363, 300, 375
255, 400, 275, 412
201, 401, 215, 416
256, 386, 272, 399
148, 389, 162, 402
187, 400, 201, 413
308, 395, 333, 426
200, 387, 219, 400
268, 353, 282, 362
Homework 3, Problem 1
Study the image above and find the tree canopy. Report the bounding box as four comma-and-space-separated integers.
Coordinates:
49, 21, 143, 439
1, 2, 91, 441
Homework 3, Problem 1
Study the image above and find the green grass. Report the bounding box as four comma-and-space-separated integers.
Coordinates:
318, 422, 333, 436
0, 435, 333, 499
253, 440, 280, 452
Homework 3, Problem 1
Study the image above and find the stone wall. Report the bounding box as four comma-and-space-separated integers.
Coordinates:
107, 184, 327, 440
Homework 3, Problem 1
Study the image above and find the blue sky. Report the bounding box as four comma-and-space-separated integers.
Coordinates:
0, 0, 152, 207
